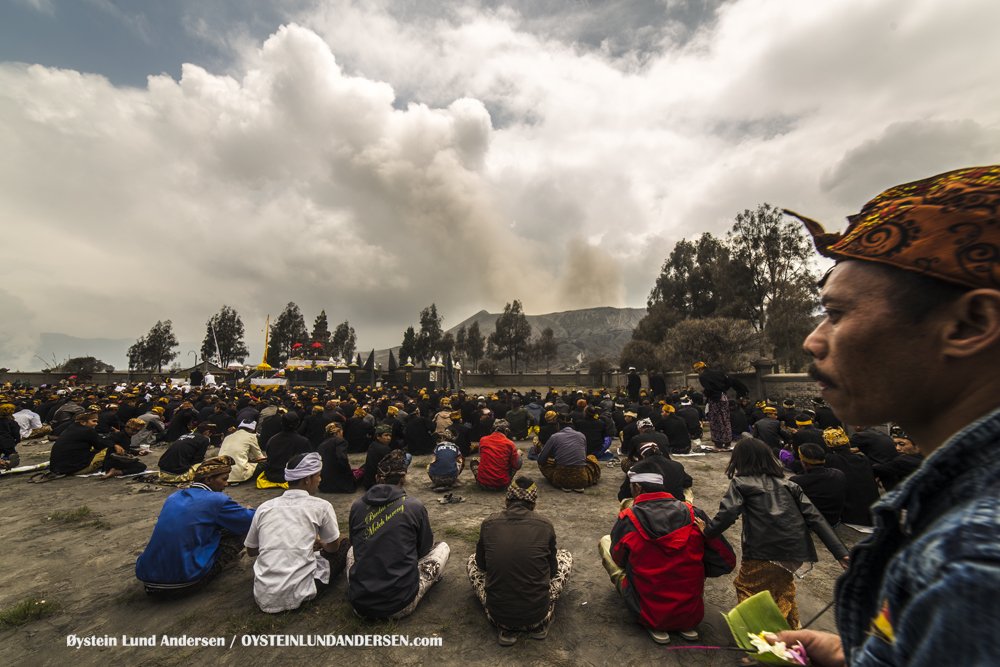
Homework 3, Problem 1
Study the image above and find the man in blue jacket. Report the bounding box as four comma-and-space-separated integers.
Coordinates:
136, 456, 255, 596
778, 166, 1000, 667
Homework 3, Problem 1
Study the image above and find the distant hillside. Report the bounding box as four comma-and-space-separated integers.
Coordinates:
374, 306, 646, 371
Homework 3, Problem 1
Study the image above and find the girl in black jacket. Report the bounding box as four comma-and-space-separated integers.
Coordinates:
698, 437, 849, 629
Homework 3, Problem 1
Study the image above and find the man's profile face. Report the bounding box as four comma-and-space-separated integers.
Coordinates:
895, 437, 920, 456
377, 432, 392, 444
803, 261, 938, 427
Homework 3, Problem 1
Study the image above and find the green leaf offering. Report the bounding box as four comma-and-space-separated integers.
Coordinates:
722, 591, 808, 665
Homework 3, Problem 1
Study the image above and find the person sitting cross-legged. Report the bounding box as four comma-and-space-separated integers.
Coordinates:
135, 456, 254, 597
536, 413, 601, 492
347, 451, 450, 619
599, 459, 736, 644
244, 452, 351, 613
471, 420, 522, 490
468, 477, 573, 646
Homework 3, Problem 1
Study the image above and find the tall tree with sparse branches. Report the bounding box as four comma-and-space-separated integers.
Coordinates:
488, 300, 532, 372
201, 305, 249, 368
465, 321, 484, 368
267, 302, 309, 366
330, 321, 356, 361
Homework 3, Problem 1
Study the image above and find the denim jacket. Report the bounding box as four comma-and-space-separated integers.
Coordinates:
835, 406, 1000, 666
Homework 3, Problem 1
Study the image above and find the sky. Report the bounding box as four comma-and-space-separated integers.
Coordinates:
2, 0, 1000, 370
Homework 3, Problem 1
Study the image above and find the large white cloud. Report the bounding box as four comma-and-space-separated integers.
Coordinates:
2, 0, 1000, 369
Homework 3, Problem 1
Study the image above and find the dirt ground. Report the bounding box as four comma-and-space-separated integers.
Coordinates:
0, 428, 864, 667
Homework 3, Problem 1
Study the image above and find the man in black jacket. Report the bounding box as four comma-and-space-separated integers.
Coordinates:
626, 368, 642, 402
656, 405, 692, 455
348, 451, 449, 619
790, 443, 847, 526
850, 425, 897, 465
468, 477, 572, 645
262, 412, 312, 486
872, 435, 924, 491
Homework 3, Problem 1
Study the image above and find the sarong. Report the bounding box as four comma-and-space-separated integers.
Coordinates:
143, 530, 246, 598
72, 449, 107, 475
733, 558, 799, 629
467, 549, 573, 631
538, 455, 601, 489
707, 394, 733, 445
346, 542, 450, 619
256, 474, 289, 490
158, 463, 200, 484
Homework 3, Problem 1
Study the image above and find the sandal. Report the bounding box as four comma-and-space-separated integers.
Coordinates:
29, 471, 65, 484
437, 493, 465, 504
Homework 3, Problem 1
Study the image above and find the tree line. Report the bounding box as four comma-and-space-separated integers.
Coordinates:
124, 303, 360, 372
123, 299, 563, 375
397, 301, 559, 375
621, 203, 819, 373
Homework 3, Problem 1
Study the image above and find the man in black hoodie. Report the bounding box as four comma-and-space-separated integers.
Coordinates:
347, 451, 450, 619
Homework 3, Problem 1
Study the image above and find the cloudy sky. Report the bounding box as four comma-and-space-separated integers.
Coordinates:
2, 0, 999, 370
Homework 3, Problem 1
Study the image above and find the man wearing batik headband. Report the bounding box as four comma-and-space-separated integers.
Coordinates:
245, 452, 349, 613
599, 459, 735, 645
347, 450, 450, 619
773, 165, 1000, 667
468, 477, 573, 646
136, 456, 255, 597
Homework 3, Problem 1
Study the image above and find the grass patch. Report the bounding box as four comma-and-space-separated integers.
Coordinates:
583, 489, 602, 496
0, 594, 61, 629
443, 526, 480, 544
44, 505, 110, 530
696, 464, 715, 471
224, 608, 291, 635
45, 506, 92, 523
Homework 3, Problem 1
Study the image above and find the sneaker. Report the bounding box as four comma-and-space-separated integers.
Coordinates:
645, 627, 671, 644
528, 624, 548, 640
498, 629, 517, 646
680, 629, 699, 640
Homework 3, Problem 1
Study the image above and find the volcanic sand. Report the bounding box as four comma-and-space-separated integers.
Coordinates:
0, 433, 862, 667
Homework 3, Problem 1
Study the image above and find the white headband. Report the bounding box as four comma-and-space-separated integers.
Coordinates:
238, 420, 257, 430
285, 452, 322, 481
627, 471, 664, 485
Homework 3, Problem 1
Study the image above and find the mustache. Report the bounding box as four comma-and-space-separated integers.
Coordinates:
807, 363, 837, 388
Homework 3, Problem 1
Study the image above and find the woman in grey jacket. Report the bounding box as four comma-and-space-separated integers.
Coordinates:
697, 437, 849, 629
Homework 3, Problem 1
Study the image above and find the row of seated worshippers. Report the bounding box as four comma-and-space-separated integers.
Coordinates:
751, 419, 925, 529
132, 445, 743, 647
134, 451, 454, 618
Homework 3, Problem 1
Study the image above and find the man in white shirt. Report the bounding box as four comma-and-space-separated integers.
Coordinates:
14, 404, 50, 439
244, 453, 350, 613
218, 421, 264, 485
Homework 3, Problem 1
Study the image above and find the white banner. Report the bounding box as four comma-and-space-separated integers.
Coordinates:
251, 378, 287, 386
